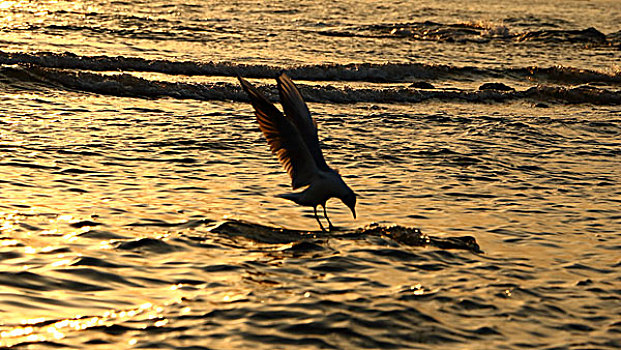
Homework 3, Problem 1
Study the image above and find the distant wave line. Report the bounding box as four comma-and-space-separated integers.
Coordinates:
317, 22, 617, 46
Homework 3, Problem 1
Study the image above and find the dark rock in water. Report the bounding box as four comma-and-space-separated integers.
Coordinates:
534, 102, 549, 108
577, 279, 593, 286
280, 241, 327, 256
429, 236, 481, 253
357, 224, 482, 253
210, 220, 320, 244
69, 220, 103, 228
576, 27, 607, 42
360, 224, 428, 246
409, 81, 435, 89
211, 220, 481, 253
479, 82, 515, 91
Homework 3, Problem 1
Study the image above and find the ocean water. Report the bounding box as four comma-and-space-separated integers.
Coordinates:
1, 1, 620, 349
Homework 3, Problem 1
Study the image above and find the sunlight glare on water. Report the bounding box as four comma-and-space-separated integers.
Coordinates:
0, 0, 620, 349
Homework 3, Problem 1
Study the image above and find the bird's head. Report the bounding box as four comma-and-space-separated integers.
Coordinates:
341, 190, 357, 219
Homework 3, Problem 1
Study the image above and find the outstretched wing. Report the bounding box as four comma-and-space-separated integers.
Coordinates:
276, 73, 331, 171
238, 76, 319, 189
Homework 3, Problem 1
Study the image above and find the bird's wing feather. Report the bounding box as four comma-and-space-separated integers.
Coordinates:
276, 73, 331, 171
238, 76, 319, 189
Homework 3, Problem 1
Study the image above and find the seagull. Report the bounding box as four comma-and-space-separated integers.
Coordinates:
238, 73, 356, 231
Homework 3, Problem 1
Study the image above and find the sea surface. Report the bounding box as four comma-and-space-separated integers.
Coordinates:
1, 1, 620, 349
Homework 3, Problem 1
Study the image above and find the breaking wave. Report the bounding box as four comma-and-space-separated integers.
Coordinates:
1, 64, 619, 105
1, 50, 619, 105
1, 51, 620, 84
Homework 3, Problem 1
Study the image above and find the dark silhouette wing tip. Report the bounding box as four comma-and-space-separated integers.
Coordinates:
276, 75, 333, 172
239, 75, 320, 188
238, 75, 251, 89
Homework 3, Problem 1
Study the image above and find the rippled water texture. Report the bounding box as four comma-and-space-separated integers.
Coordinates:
1, 1, 620, 349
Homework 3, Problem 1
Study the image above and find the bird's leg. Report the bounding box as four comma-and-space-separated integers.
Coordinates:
313, 206, 326, 232
323, 204, 335, 231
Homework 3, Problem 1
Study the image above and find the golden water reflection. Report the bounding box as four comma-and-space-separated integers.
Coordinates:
0, 302, 158, 347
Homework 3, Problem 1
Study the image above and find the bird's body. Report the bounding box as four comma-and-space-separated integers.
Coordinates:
238, 73, 356, 231
278, 170, 349, 207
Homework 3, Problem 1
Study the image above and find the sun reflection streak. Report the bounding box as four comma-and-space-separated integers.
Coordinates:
21, 318, 46, 325
0, 213, 21, 233
0, 1, 19, 11
153, 319, 168, 327
0, 239, 20, 247
0, 302, 163, 347
50, 258, 72, 267
40, 229, 59, 236
1, 326, 33, 339
410, 283, 425, 296
55, 214, 74, 223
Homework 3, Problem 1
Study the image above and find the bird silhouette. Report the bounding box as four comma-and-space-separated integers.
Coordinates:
238, 73, 356, 231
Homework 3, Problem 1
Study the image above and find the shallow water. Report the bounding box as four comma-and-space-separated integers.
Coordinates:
1, 1, 620, 349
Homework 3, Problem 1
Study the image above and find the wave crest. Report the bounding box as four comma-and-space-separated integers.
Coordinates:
3, 64, 619, 105
1, 51, 620, 85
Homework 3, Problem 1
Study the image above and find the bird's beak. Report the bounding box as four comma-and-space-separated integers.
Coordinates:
349, 206, 356, 219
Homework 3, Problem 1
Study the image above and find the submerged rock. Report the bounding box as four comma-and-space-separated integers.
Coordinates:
478, 82, 515, 91
210, 220, 318, 244
356, 224, 482, 253
69, 220, 103, 228
409, 81, 436, 89
210, 220, 482, 253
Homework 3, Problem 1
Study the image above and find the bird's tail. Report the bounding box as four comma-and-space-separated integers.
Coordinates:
275, 192, 303, 204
